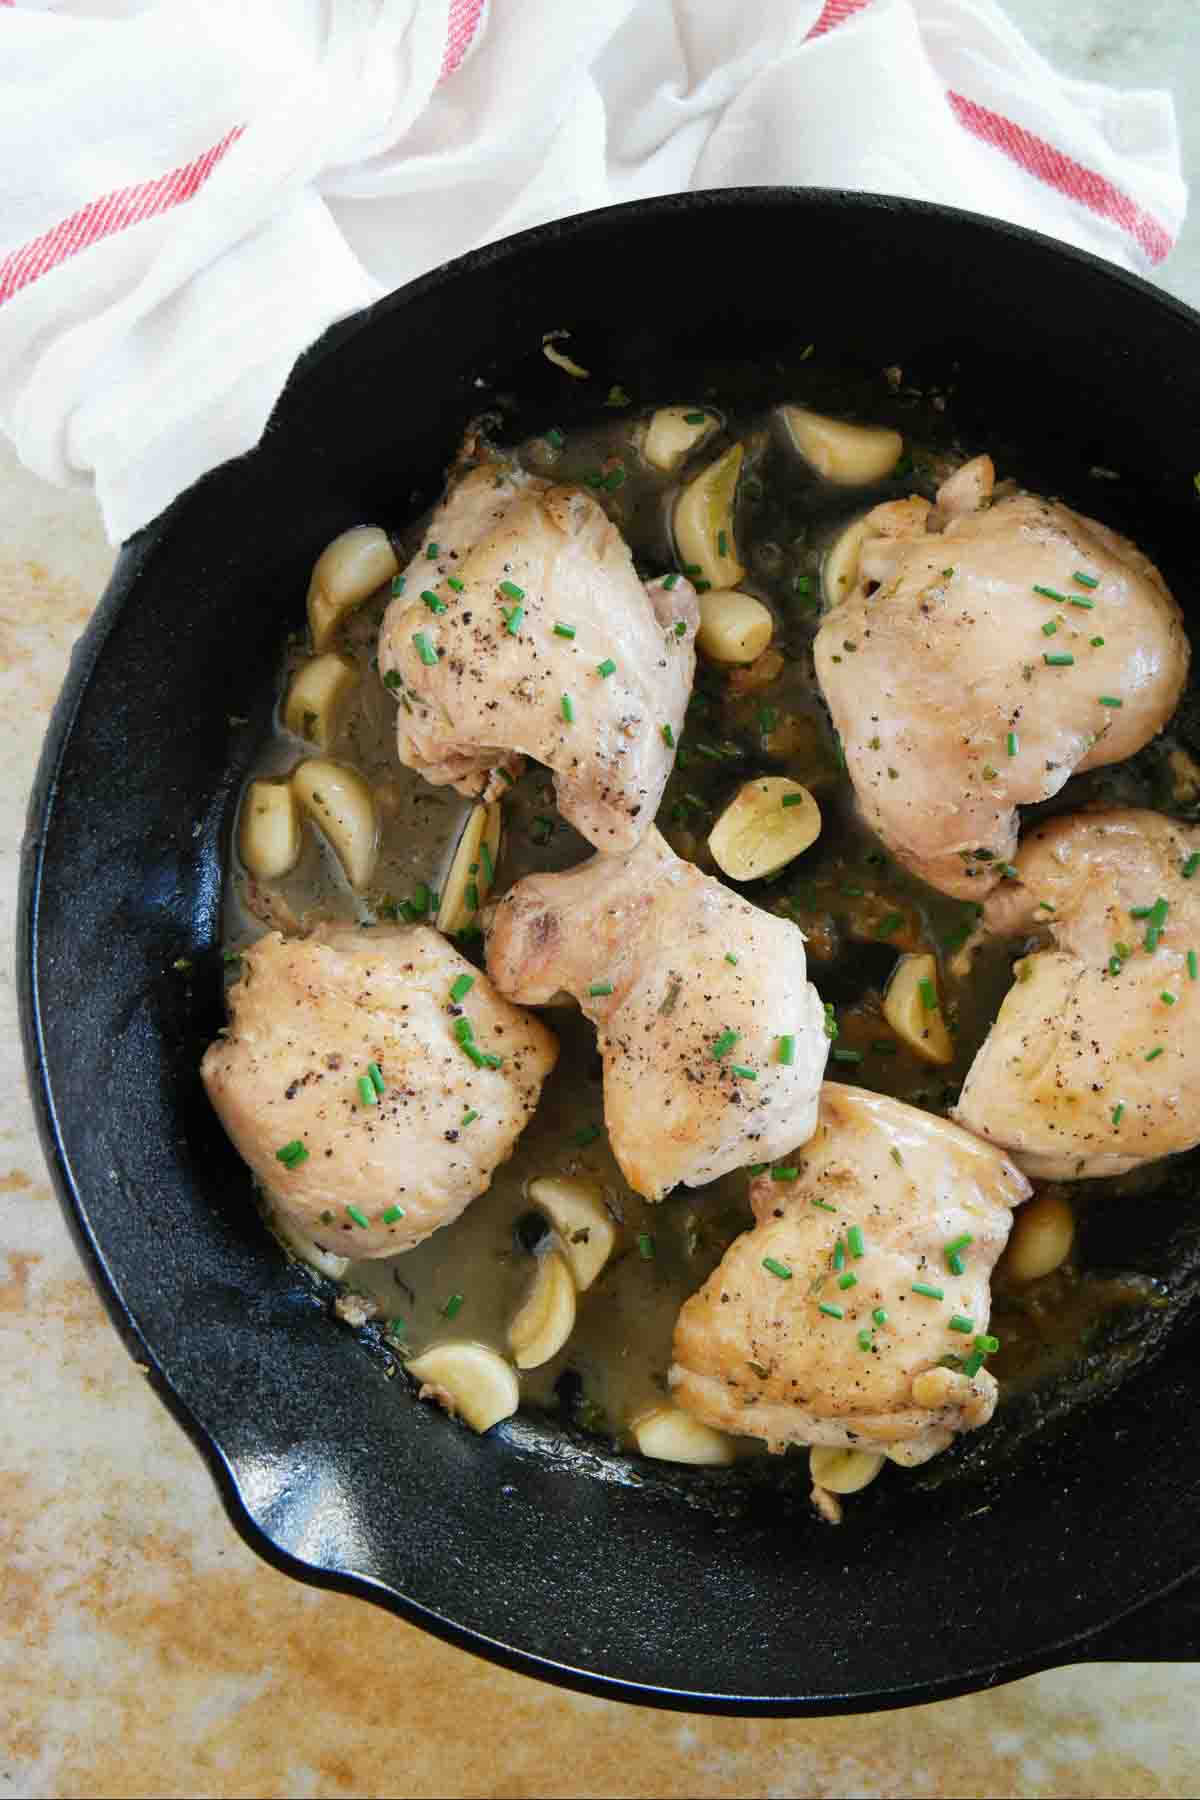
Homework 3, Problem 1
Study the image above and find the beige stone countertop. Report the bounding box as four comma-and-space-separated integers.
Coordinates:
2, 434, 1197, 1799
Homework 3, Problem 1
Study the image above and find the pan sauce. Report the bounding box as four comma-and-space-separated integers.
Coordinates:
225, 402, 1178, 1456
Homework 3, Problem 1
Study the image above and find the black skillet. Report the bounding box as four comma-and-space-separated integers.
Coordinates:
19, 191, 1200, 1713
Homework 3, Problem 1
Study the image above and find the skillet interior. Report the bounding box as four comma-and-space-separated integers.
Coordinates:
19, 190, 1200, 1712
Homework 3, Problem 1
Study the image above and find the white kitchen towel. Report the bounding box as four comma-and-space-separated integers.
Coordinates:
0, 0, 1186, 545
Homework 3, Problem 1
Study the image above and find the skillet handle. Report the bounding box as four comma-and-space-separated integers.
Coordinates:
1072, 1571, 1200, 1661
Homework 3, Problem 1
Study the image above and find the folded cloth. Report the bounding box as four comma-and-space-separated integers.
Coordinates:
0, 0, 1186, 544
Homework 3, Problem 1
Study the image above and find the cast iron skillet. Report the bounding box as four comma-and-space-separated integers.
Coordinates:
19, 191, 1200, 1713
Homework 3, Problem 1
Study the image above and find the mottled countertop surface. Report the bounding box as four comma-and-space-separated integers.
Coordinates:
4, 11, 1199, 1789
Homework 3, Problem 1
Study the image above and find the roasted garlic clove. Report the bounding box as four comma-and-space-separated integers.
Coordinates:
822, 514, 873, 608
437, 801, 502, 936
527, 1174, 616, 1292
238, 778, 302, 880
307, 525, 398, 652
781, 406, 903, 486
882, 953, 953, 1065
406, 1342, 520, 1433
1001, 1189, 1073, 1283
633, 1406, 735, 1466
809, 1446, 885, 1494
673, 443, 745, 588
708, 777, 821, 881
696, 589, 774, 665
642, 406, 718, 473
507, 1246, 577, 1370
284, 653, 358, 749
292, 758, 378, 890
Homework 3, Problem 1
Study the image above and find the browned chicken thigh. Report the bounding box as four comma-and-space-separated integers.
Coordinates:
486, 828, 829, 1200
202, 923, 557, 1258
377, 463, 698, 850
670, 1084, 1030, 1466
954, 808, 1200, 1178
815, 457, 1188, 899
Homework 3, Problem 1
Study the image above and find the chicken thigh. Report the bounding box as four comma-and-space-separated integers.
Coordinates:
670, 1084, 1030, 1465
954, 807, 1200, 1178
485, 828, 829, 1200
815, 457, 1188, 899
378, 462, 699, 851
202, 923, 557, 1258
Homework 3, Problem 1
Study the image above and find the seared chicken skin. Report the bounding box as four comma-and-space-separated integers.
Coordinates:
670, 1084, 1030, 1465
815, 457, 1188, 899
955, 808, 1200, 1179
202, 923, 557, 1258
378, 463, 698, 851
486, 829, 829, 1200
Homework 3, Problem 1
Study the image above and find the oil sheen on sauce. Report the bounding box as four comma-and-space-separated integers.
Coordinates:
223, 402, 1179, 1453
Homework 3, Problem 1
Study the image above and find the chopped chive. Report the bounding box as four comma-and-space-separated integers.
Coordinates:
1044, 652, 1075, 667
838, 1272, 858, 1291
588, 980, 614, 997
1042, 619, 1058, 637
461, 1041, 485, 1067
381, 1204, 405, 1224
818, 1303, 844, 1320
499, 580, 525, 601
831, 1047, 863, 1064
387, 1316, 407, 1338
1189, 950, 1198, 981
1112, 1102, 1125, 1127
480, 1052, 503, 1070
1033, 584, 1067, 602
603, 466, 626, 491
1161, 990, 1177, 1005
346, 1204, 370, 1228
781, 793, 807, 809
794, 575, 812, 596
872, 1308, 888, 1327
823, 1003, 839, 1041
747, 1163, 769, 1177
918, 977, 938, 1012
502, 604, 524, 635
711, 1029, 740, 1060
1183, 852, 1200, 879
763, 1257, 792, 1280
1150, 897, 1169, 928
465, 882, 480, 913
453, 1017, 475, 1045
1091, 636, 1105, 647
963, 1349, 986, 1379
948, 1314, 975, 1333
1145, 926, 1161, 952
1098, 695, 1123, 708
662, 573, 680, 591
450, 972, 475, 1003
357, 1075, 377, 1106
382, 670, 403, 691
717, 529, 728, 557
975, 1333, 1001, 1355
1145, 1046, 1165, 1061
413, 631, 438, 666
545, 426, 565, 449
368, 1061, 385, 1095
731, 1063, 758, 1080
461, 1109, 479, 1127
772, 1167, 799, 1182
684, 411, 707, 424
777, 1034, 796, 1066
947, 1252, 966, 1277
1069, 596, 1096, 609
574, 1122, 603, 1147
274, 1139, 308, 1168
877, 912, 905, 937
1130, 906, 1153, 919
596, 657, 616, 678
847, 1225, 866, 1259
426, 542, 440, 560
661, 722, 675, 747
1073, 571, 1100, 589
1006, 730, 1019, 757
479, 841, 495, 887
683, 563, 702, 576
553, 623, 577, 643
421, 589, 447, 613
638, 1233, 656, 1260
912, 1281, 944, 1300
443, 1292, 464, 1318
390, 574, 406, 596
945, 1233, 973, 1257
833, 1239, 846, 1272
561, 693, 575, 723
812, 1197, 837, 1211
724, 951, 739, 966
857, 1329, 874, 1351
